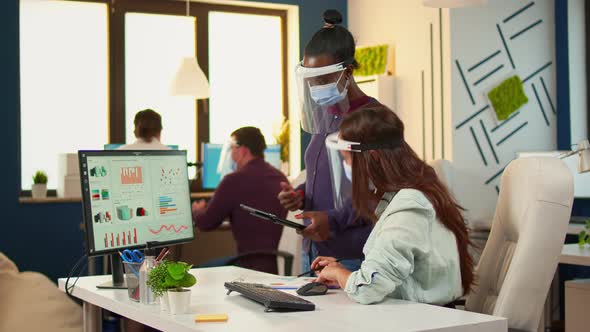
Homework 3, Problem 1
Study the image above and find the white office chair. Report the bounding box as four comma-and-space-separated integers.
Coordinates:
429, 159, 488, 264
465, 157, 574, 332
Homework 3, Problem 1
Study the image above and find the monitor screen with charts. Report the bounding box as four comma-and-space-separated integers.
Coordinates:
201, 143, 282, 190
79, 150, 194, 256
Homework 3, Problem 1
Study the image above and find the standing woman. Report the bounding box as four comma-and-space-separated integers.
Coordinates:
313, 107, 474, 305
277, 9, 386, 272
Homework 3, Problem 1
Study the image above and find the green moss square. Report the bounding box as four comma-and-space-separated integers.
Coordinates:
355, 45, 388, 77
487, 75, 528, 120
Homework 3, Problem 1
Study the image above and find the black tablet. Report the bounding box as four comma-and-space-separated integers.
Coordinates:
240, 204, 306, 231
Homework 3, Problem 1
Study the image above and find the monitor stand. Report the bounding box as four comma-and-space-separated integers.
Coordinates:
96, 253, 127, 289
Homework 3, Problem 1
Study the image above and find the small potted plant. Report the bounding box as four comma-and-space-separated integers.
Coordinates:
147, 260, 196, 314
32, 170, 48, 199
578, 220, 590, 248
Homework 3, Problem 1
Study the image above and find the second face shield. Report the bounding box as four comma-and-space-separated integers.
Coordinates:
295, 61, 351, 134
325, 132, 357, 210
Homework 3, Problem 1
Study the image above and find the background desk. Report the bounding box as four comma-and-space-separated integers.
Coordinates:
59, 266, 507, 332
561, 244, 590, 266
560, 244, 590, 331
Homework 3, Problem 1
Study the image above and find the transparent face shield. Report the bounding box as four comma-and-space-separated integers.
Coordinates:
216, 140, 238, 179
295, 61, 351, 134
325, 132, 360, 210
325, 131, 403, 209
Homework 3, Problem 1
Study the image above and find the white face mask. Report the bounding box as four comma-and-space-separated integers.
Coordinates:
342, 160, 376, 192
342, 160, 352, 181
368, 180, 376, 192
309, 72, 349, 106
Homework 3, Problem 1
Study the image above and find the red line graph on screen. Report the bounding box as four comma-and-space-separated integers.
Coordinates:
120, 166, 143, 184
149, 224, 189, 234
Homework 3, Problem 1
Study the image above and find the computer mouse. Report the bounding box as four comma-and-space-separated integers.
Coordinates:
296, 282, 328, 296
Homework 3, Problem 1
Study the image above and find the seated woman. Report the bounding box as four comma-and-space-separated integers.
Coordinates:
312, 107, 474, 305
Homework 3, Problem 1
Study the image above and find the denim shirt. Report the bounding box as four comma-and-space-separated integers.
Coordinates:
344, 189, 463, 305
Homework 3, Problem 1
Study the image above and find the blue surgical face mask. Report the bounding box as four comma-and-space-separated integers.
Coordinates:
309, 72, 349, 106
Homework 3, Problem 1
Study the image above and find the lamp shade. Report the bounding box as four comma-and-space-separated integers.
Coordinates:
423, 0, 487, 8
170, 57, 210, 99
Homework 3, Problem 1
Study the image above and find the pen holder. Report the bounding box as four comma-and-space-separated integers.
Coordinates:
123, 261, 143, 302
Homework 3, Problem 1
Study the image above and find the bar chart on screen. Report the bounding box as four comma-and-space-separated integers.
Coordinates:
158, 195, 178, 215
102, 228, 138, 249
120, 166, 143, 185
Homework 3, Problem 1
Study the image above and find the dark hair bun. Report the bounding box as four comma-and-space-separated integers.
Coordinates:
323, 9, 342, 25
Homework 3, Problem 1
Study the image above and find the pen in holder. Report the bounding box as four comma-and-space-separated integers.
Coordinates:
123, 261, 143, 302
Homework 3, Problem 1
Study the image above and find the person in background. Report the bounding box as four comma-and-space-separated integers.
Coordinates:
311, 107, 474, 305
119, 109, 170, 332
192, 127, 287, 274
277, 9, 387, 272
118, 109, 170, 150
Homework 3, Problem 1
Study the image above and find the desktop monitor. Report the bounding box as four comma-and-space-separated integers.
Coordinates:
201, 143, 282, 190
79, 150, 194, 287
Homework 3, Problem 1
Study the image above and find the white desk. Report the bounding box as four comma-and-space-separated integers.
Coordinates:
561, 244, 590, 266
59, 266, 507, 332
560, 244, 590, 331
568, 223, 586, 236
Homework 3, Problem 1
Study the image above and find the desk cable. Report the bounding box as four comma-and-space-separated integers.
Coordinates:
65, 254, 88, 300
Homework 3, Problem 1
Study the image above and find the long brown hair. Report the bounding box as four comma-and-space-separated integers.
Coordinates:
340, 107, 474, 295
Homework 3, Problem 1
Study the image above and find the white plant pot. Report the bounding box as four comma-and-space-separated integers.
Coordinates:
159, 292, 169, 312
31, 184, 47, 199
167, 289, 191, 315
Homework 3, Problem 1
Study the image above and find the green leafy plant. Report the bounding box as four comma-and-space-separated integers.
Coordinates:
32, 170, 48, 184
147, 260, 197, 297
578, 220, 590, 248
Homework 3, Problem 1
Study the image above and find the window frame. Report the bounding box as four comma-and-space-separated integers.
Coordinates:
20, 0, 289, 193
112, 0, 288, 158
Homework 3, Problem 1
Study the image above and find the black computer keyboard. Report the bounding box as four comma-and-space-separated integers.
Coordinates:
224, 282, 315, 312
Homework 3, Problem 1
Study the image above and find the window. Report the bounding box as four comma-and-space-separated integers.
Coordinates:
125, 13, 197, 178
20, 1, 108, 190
20, 0, 287, 191
208, 12, 284, 144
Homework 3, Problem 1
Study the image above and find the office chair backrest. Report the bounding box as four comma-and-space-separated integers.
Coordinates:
465, 157, 573, 331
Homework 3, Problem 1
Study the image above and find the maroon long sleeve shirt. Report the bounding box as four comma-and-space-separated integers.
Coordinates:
193, 158, 287, 274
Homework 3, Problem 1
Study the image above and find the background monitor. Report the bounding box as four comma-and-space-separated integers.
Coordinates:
79, 150, 194, 257
104, 143, 179, 150
201, 143, 282, 190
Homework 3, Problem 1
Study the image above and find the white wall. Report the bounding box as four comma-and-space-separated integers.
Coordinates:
350, 0, 558, 227
348, 0, 452, 161
450, 0, 556, 224
568, 0, 588, 146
